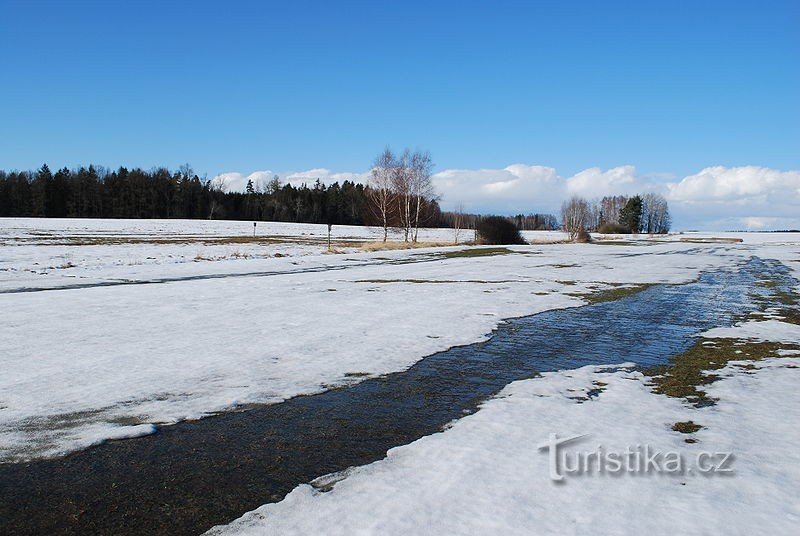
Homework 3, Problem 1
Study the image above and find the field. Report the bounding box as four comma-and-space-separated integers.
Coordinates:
1, 218, 799, 535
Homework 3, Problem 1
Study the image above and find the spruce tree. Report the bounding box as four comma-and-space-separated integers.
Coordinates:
619, 195, 643, 233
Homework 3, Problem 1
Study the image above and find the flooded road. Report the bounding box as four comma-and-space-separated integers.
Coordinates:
0, 257, 793, 535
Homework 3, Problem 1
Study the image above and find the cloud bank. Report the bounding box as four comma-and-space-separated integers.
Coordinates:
212, 165, 800, 231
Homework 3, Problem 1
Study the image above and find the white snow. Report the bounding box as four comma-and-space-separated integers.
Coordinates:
704, 320, 800, 343
1, 218, 798, 464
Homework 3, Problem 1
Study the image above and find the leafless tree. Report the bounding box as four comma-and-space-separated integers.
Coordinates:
409, 150, 436, 242
368, 148, 397, 242
561, 196, 590, 241
599, 195, 628, 226
266, 175, 282, 195
207, 173, 225, 219
452, 202, 465, 244
641, 193, 671, 234
393, 149, 413, 241
179, 163, 194, 181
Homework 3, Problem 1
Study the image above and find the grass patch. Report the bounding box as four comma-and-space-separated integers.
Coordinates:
20, 234, 366, 249
775, 308, 800, 325
751, 272, 800, 309
354, 278, 519, 284
645, 338, 800, 406
440, 247, 516, 259
672, 421, 702, 434
360, 240, 451, 252
591, 240, 636, 246
679, 237, 743, 244
582, 283, 654, 304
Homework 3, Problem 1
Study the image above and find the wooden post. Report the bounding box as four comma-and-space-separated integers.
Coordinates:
253, 222, 257, 237
327, 223, 332, 252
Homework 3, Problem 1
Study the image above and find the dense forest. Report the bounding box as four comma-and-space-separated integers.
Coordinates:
0, 164, 393, 226
0, 164, 560, 232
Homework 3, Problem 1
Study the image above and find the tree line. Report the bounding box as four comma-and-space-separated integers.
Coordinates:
560, 193, 671, 240
0, 163, 436, 227
0, 160, 665, 241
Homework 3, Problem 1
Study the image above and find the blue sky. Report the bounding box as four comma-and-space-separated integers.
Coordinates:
1, 0, 798, 227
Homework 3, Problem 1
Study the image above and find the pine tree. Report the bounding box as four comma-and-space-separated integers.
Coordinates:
619, 195, 643, 233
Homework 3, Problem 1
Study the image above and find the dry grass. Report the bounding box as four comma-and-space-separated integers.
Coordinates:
360, 240, 453, 252
441, 247, 517, 258
15, 234, 349, 247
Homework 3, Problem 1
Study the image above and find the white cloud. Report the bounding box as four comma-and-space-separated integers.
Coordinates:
566, 165, 643, 198
283, 168, 368, 187
212, 168, 368, 192
664, 166, 800, 230
211, 171, 276, 193
668, 166, 800, 203
432, 165, 561, 213
212, 164, 800, 230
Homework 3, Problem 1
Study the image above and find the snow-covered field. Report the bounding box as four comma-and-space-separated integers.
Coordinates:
2, 218, 800, 534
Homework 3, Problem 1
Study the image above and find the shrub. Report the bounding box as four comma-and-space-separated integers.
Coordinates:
476, 216, 526, 245
575, 229, 592, 243
597, 222, 630, 234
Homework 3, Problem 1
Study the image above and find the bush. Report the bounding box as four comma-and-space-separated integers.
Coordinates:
597, 222, 630, 234
476, 216, 526, 245
575, 229, 592, 243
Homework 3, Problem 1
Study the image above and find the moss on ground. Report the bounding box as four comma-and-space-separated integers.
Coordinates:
645, 338, 800, 406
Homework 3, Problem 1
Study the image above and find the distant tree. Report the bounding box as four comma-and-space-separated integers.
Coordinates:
368, 148, 397, 241
452, 202, 466, 244
32, 164, 52, 216
641, 193, 671, 234
409, 150, 436, 242
266, 175, 282, 194
561, 196, 590, 241
619, 195, 643, 233
393, 149, 413, 241
598, 195, 628, 227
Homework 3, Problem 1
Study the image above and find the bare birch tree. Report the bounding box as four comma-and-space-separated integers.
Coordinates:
409, 149, 435, 242
641, 192, 671, 234
368, 148, 396, 242
561, 196, 590, 241
453, 202, 465, 244
599, 195, 628, 226
393, 149, 413, 241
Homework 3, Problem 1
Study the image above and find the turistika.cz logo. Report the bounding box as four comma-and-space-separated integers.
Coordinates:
537, 433, 734, 482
